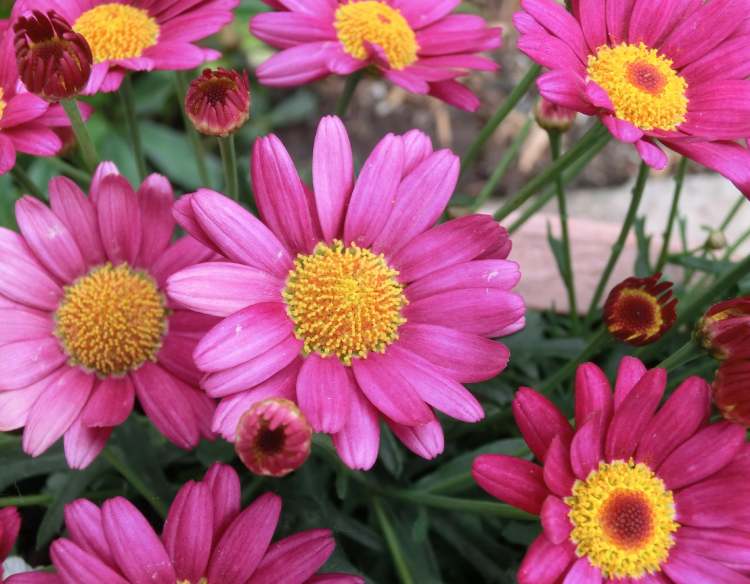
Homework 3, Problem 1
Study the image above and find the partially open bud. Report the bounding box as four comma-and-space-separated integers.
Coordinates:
13, 10, 92, 101
535, 97, 576, 132
696, 297, 750, 360
603, 273, 677, 346
235, 398, 312, 477
713, 359, 750, 426
185, 68, 250, 137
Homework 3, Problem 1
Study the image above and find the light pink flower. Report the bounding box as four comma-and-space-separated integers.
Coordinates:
168, 115, 524, 470
13, 0, 238, 94
46, 464, 362, 584
0, 162, 218, 469
250, 0, 501, 111
515, 0, 750, 196
473, 357, 750, 583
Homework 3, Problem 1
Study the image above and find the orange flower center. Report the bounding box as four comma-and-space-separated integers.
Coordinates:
73, 3, 159, 63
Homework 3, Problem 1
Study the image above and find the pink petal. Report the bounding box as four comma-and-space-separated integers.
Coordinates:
313, 116, 353, 241
543, 435, 575, 497
149, 237, 215, 289
387, 413, 445, 460
405, 259, 521, 301
49, 176, 106, 266
247, 529, 335, 584
513, 387, 573, 462
296, 354, 352, 434
677, 526, 750, 573
518, 536, 575, 584
63, 498, 115, 568
0, 306, 53, 346
203, 463, 241, 541
136, 173, 174, 268
574, 362, 613, 428
0, 375, 49, 431
5, 123, 61, 157
570, 413, 604, 480
63, 418, 112, 469
561, 558, 602, 584
0, 93, 47, 129
332, 385, 380, 470
636, 139, 669, 170
50, 538, 129, 584
675, 476, 750, 528
472, 454, 547, 515
97, 174, 142, 265
0, 132, 17, 175
540, 496, 573, 544
663, 549, 750, 584
0, 336, 66, 390
613, 355, 647, 407
81, 376, 135, 428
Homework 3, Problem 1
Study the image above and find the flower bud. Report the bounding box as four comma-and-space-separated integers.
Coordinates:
705, 230, 727, 251
235, 398, 312, 477
13, 10, 93, 101
185, 68, 250, 137
713, 359, 750, 426
603, 273, 677, 346
696, 297, 750, 360
535, 97, 576, 132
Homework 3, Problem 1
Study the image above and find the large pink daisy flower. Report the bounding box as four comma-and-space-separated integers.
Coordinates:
0, 162, 217, 469
250, 0, 502, 111
46, 464, 362, 584
13, 0, 238, 94
515, 0, 750, 196
167, 115, 524, 470
472, 357, 750, 583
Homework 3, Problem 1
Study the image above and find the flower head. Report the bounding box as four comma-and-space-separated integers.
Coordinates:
515, 0, 750, 197
697, 297, 750, 360
168, 115, 524, 470
473, 358, 750, 583
185, 68, 251, 137
535, 97, 576, 132
250, 1, 502, 111
46, 464, 362, 584
714, 359, 750, 427
0, 162, 218, 469
604, 274, 677, 346
236, 398, 312, 477
13, 10, 92, 101
13, 0, 238, 94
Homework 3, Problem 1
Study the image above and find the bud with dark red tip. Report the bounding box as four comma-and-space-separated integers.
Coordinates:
535, 97, 577, 132
185, 68, 251, 137
696, 297, 750, 360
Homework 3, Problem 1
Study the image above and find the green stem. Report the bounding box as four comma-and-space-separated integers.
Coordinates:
336, 70, 364, 117
372, 497, 416, 584
175, 71, 211, 187
656, 340, 701, 371
383, 489, 535, 519
121, 76, 147, 181
101, 447, 168, 518
218, 134, 239, 202
461, 64, 541, 175
0, 494, 53, 507
48, 157, 91, 185
655, 157, 687, 272
10, 165, 44, 199
549, 129, 580, 332
494, 123, 610, 221
538, 328, 612, 394
720, 195, 746, 231
471, 117, 533, 211
61, 99, 98, 172
585, 162, 650, 323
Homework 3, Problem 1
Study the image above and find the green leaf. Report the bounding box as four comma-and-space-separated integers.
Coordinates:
0, 441, 68, 492
634, 216, 653, 276
379, 424, 405, 478
546, 221, 570, 291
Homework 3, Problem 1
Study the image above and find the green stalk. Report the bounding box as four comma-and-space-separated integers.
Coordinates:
218, 134, 239, 202
538, 327, 612, 394
720, 194, 746, 231
175, 71, 211, 187
471, 117, 533, 211
655, 157, 687, 272
372, 497, 416, 584
383, 489, 535, 519
461, 64, 542, 175
336, 70, 364, 117
656, 340, 702, 371
121, 76, 147, 181
585, 162, 650, 323
102, 447, 168, 518
10, 165, 44, 199
48, 157, 91, 185
494, 123, 610, 221
0, 494, 53, 507
61, 99, 98, 172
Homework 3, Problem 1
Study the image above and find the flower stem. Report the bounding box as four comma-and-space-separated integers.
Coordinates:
175, 71, 210, 187
538, 327, 612, 394
461, 64, 541, 175
61, 98, 98, 172
101, 446, 168, 518
372, 497, 416, 584
494, 122, 610, 221
585, 161, 650, 324
383, 488, 535, 519
10, 165, 44, 199
656, 340, 702, 371
218, 134, 239, 202
720, 194, 746, 231
336, 70, 364, 117
655, 157, 687, 272
121, 76, 147, 181
0, 494, 53, 507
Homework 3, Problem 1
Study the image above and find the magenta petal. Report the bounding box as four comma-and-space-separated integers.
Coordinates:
247, 529, 335, 584
63, 499, 116, 569
574, 362, 613, 428
0, 306, 53, 346
81, 377, 135, 428
50, 538, 129, 584
296, 354, 352, 434
63, 418, 112, 469
0, 506, 20, 559
543, 435, 576, 497
663, 548, 750, 584
162, 481, 213, 582
675, 476, 750, 528
0, 376, 49, 432
136, 173, 174, 268
405, 259, 521, 301
561, 558, 602, 584
149, 237, 215, 289
203, 463, 241, 542
49, 176, 106, 266
313, 116, 353, 241
636, 139, 669, 170
518, 535, 575, 584
540, 496, 573, 545
0, 93, 47, 129
472, 454, 547, 515
513, 387, 573, 462
613, 355, 647, 408
332, 384, 381, 471
602, 115, 643, 143
97, 174, 142, 265
0, 132, 16, 175
0, 337, 66, 390
387, 413, 445, 460
677, 526, 750, 573
0, 228, 62, 311
570, 413, 604, 480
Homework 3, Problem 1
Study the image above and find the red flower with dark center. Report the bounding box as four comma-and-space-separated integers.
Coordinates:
697, 296, 750, 360
185, 68, 250, 137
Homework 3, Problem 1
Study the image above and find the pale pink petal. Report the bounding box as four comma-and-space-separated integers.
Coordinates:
331, 384, 380, 470
386, 414, 444, 460
64, 418, 112, 469
81, 376, 135, 428
97, 175, 142, 265
49, 176, 106, 266
296, 354, 352, 434
136, 173, 174, 268
313, 116, 353, 241
247, 529, 335, 584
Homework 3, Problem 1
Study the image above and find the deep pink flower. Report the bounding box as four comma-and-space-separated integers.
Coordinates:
13, 0, 238, 95
250, 0, 502, 111
0, 162, 218, 469
515, 0, 750, 196
472, 357, 750, 583
46, 464, 363, 584
713, 359, 750, 427
697, 296, 750, 360
168, 115, 524, 470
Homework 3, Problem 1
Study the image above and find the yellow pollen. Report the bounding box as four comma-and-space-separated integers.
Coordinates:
283, 240, 407, 365
587, 43, 688, 131
566, 460, 678, 579
54, 263, 168, 377
177, 580, 207, 584
334, 1, 418, 70
73, 3, 159, 63
608, 288, 664, 341
0, 88, 6, 122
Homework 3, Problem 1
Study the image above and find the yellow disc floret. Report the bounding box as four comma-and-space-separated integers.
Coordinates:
0, 88, 6, 122
73, 3, 159, 63
283, 240, 407, 364
587, 43, 688, 131
334, 1, 418, 70
55, 263, 168, 377
566, 460, 678, 579
607, 288, 664, 342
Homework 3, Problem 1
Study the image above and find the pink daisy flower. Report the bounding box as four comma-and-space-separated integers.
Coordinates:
167, 115, 524, 470
515, 0, 750, 196
472, 357, 750, 583
250, 0, 502, 111
0, 162, 218, 469
46, 463, 363, 584
13, 0, 239, 94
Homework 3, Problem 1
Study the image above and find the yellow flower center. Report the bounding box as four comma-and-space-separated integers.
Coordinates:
0, 88, 6, 122
566, 460, 678, 579
334, 1, 418, 70
54, 263, 168, 377
587, 43, 688, 131
177, 580, 207, 584
73, 3, 160, 63
283, 240, 407, 365
607, 288, 664, 342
